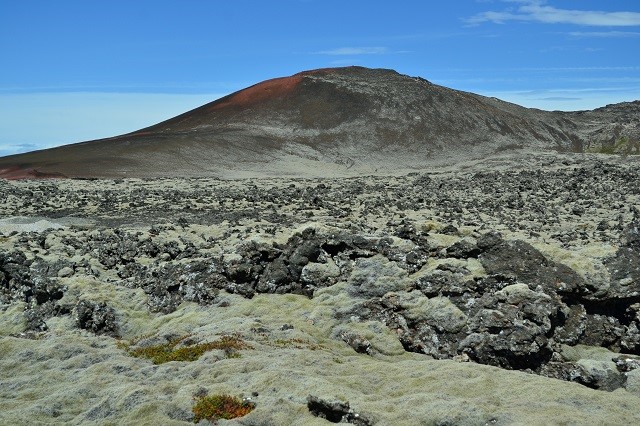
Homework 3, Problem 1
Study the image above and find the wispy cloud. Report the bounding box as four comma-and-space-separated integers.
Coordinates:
328, 59, 362, 66
569, 31, 640, 38
537, 96, 581, 101
467, 0, 640, 27
474, 85, 640, 111
316, 47, 389, 55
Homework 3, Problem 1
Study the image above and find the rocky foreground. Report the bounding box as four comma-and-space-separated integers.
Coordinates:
2, 152, 640, 424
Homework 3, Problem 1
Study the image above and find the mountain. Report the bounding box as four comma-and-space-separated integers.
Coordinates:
0, 66, 638, 179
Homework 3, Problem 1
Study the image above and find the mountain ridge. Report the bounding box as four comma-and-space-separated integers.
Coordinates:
0, 66, 638, 179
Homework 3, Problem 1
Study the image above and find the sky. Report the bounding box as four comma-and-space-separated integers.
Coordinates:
1, 0, 639, 156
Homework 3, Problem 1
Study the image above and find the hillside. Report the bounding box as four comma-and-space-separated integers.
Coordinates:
0, 67, 637, 179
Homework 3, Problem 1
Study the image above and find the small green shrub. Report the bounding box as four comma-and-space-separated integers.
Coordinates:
117, 334, 252, 364
192, 394, 255, 423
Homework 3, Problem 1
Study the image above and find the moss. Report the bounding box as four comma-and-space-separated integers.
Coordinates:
595, 145, 616, 154
272, 338, 325, 350
118, 334, 252, 364
8, 331, 47, 340
587, 137, 640, 155
192, 394, 255, 423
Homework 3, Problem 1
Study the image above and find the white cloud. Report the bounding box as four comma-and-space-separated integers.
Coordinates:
467, 1, 640, 27
328, 59, 362, 66
316, 47, 388, 55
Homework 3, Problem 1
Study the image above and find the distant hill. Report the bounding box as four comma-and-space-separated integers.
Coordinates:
1, 66, 638, 179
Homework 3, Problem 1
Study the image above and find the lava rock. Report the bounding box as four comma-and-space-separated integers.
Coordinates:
57, 266, 74, 278
459, 284, 565, 370
339, 331, 373, 355
446, 238, 481, 259
347, 255, 409, 298
540, 361, 624, 391
307, 395, 372, 425
604, 219, 640, 300
74, 300, 119, 337
479, 239, 584, 295
140, 260, 225, 313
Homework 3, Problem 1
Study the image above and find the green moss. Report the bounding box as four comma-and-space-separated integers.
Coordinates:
192, 394, 254, 423
594, 144, 616, 154
272, 338, 325, 350
587, 136, 640, 155
118, 334, 252, 364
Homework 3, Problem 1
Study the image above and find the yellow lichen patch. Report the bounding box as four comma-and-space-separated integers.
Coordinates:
117, 334, 252, 364
192, 394, 255, 423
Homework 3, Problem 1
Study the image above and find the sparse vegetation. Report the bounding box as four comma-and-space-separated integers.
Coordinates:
589, 143, 614, 154
588, 136, 640, 155
117, 334, 252, 364
192, 394, 255, 423
272, 337, 325, 350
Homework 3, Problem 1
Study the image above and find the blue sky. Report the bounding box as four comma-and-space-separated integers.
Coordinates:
1, 0, 639, 156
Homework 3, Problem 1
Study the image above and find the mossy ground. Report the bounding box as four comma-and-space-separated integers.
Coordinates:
3, 157, 640, 424
271, 338, 326, 350
587, 137, 640, 155
117, 334, 252, 364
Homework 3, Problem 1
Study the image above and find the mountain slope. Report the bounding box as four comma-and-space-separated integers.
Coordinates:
0, 66, 637, 178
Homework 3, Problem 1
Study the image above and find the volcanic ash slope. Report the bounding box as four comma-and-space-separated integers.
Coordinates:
1, 66, 638, 179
